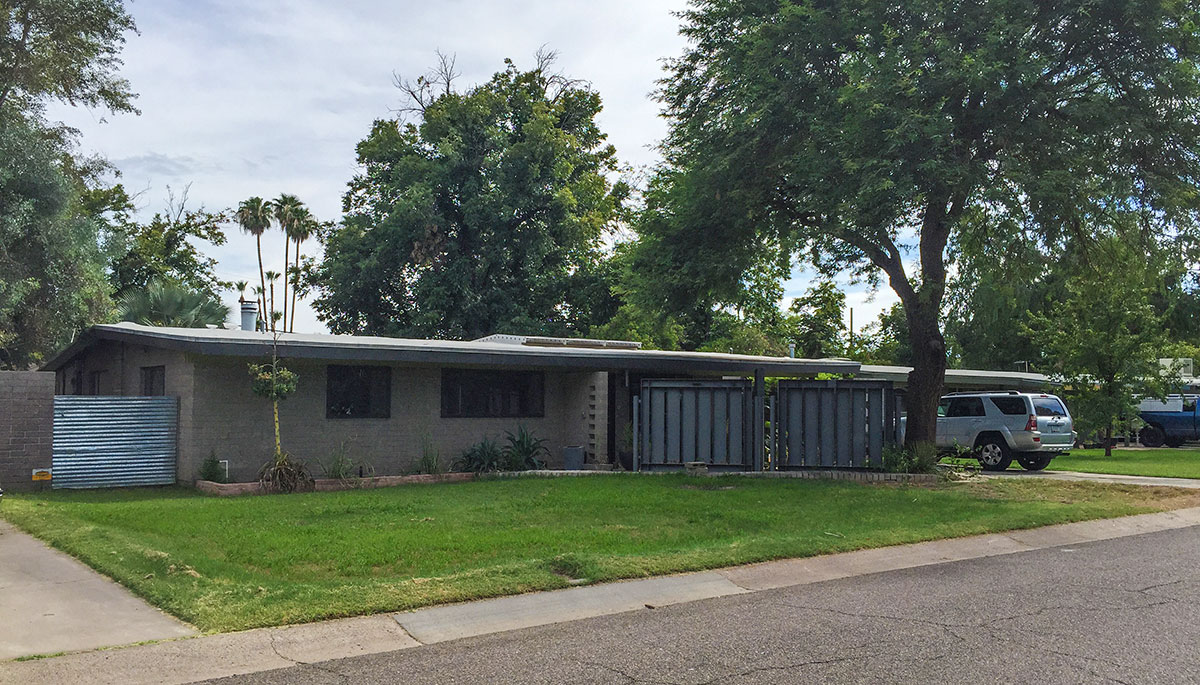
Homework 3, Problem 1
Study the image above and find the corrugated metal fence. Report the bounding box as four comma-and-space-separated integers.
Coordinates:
52, 396, 178, 488
774, 380, 900, 469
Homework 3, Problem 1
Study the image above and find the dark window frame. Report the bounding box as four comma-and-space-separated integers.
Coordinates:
441, 368, 545, 419
140, 366, 165, 396
326, 365, 392, 419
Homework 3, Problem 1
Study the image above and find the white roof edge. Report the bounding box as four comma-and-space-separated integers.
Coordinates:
60, 322, 860, 374
856, 363, 1051, 385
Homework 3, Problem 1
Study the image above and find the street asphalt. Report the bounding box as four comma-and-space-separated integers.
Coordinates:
201, 525, 1200, 685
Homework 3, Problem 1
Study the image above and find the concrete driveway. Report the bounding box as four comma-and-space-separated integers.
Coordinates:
0, 521, 195, 659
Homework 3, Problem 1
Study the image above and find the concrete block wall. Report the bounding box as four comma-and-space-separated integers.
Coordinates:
0, 371, 55, 492
186, 356, 595, 483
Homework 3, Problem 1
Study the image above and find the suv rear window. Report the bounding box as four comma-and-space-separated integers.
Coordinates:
1032, 397, 1067, 417
990, 397, 1028, 415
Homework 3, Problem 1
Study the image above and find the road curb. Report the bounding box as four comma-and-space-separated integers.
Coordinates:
3, 506, 1198, 685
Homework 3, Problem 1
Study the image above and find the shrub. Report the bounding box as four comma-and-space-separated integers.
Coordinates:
453, 437, 505, 473
319, 445, 373, 482
502, 425, 548, 471
880, 443, 940, 474
416, 434, 444, 475
259, 452, 314, 493
198, 453, 225, 483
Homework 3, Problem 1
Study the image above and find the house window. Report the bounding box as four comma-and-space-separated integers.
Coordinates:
441, 369, 545, 418
140, 366, 165, 396
87, 370, 108, 396
327, 365, 391, 418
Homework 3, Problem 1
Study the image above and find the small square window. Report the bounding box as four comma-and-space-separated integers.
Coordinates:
140, 366, 165, 396
327, 365, 391, 418
88, 370, 108, 395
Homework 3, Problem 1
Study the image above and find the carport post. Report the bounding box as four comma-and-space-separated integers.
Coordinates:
632, 394, 640, 472
753, 368, 765, 472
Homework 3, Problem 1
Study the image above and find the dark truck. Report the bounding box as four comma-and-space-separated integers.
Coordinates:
1139, 396, 1199, 448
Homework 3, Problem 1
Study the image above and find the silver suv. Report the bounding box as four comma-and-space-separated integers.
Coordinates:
936, 391, 1075, 471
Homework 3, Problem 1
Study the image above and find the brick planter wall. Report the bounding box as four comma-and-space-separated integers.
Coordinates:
0, 372, 55, 493
196, 471, 476, 496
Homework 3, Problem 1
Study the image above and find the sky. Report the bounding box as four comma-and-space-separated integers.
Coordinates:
51, 0, 899, 336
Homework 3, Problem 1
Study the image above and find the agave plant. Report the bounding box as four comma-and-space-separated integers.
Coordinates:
502, 425, 549, 471
118, 280, 229, 328
453, 437, 505, 473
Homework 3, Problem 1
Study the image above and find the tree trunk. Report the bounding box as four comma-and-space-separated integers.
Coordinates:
256, 236, 267, 332
290, 238, 301, 332
272, 398, 282, 457
281, 237, 290, 333
902, 303, 948, 447
1104, 423, 1113, 458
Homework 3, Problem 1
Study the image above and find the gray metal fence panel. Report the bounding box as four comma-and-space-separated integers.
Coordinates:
639, 379, 754, 470
775, 380, 897, 470
52, 396, 178, 488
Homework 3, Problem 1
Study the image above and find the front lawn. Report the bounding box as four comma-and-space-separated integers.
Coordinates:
3, 475, 1196, 633
1048, 448, 1200, 479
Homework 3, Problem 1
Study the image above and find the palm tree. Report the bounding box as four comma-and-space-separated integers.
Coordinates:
118, 281, 230, 328
286, 209, 316, 332
235, 198, 272, 325
264, 270, 281, 332
252, 285, 266, 331
270, 194, 304, 334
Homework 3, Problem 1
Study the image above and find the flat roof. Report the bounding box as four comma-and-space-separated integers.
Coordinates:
44, 323, 860, 377
856, 364, 1052, 389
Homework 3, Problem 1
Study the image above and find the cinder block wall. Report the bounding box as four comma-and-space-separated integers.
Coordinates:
186, 356, 594, 483
0, 371, 55, 492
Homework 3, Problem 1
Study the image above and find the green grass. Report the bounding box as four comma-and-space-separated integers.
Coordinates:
1047, 448, 1200, 479
3, 475, 1195, 633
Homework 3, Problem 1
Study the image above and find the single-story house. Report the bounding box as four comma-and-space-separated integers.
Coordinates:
43, 322, 858, 482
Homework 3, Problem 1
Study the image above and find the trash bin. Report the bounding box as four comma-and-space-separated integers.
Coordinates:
563, 446, 585, 470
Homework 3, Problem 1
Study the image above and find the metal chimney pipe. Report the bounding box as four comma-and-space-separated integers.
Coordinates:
240, 299, 258, 332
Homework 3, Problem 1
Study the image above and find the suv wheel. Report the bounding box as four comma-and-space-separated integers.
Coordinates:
1139, 425, 1166, 448
976, 439, 1012, 471
1017, 454, 1053, 471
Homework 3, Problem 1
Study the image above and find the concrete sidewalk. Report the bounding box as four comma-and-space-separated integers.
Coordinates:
997, 469, 1200, 489
3, 506, 1198, 685
0, 521, 195, 660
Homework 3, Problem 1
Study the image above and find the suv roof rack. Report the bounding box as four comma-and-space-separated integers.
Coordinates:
943, 390, 1022, 396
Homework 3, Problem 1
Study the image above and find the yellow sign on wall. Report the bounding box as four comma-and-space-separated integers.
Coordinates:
31, 468, 52, 482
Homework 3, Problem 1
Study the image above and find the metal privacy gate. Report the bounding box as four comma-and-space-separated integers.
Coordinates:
773, 380, 900, 469
634, 378, 899, 471
52, 396, 178, 488
636, 379, 763, 471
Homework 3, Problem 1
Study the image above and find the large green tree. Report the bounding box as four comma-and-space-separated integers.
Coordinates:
1025, 239, 1175, 456
0, 114, 111, 367
307, 53, 629, 339
643, 0, 1200, 444
0, 0, 136, 115
105, 186, 230, 300
0, 0, 137, 367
